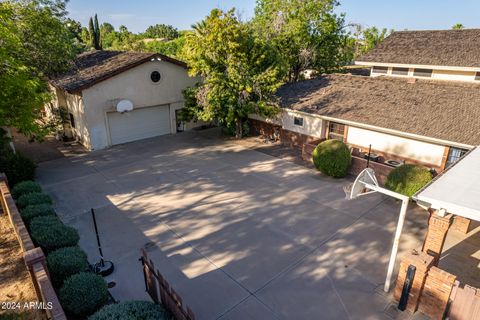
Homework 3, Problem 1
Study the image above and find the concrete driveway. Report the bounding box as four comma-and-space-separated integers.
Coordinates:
37, 129, 427, 320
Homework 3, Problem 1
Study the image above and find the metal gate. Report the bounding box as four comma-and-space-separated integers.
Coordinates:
140, 249, 195, 320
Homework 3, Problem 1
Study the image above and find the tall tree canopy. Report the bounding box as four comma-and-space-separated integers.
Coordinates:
87, 14, 102, 50
143, 24, 179, 40
253, 0, 350, 82
0, 0, 77, 138
357, 26, 390, 55
452, 23, 465, 30
181, 9, 285, 138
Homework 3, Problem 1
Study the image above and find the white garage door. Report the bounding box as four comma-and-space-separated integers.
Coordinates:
108, 105, 171, 145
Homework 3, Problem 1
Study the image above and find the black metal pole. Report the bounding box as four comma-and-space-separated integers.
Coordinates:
91, 208, 105, 267
366, 144, 372, 168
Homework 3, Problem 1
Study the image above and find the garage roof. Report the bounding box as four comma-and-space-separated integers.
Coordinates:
51, 50, 187, 93
414, 147, 480, 222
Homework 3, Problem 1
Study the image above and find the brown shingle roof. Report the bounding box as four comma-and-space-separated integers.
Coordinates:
357, 29, 480, 68
277, 74, 480, 146
51, 50, 187, 93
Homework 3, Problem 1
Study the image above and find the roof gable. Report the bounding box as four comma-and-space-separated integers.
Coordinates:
51, 50, 187, 93
356, 29, 480, 69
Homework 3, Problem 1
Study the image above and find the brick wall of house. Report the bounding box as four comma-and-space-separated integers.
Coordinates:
350, 156, 395, 186
451, 216, 471, 234
249, 118, 318, 149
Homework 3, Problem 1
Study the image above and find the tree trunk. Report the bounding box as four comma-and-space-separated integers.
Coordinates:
235, 118, 243, 139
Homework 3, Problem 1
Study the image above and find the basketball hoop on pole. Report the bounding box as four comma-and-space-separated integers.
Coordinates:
344, 168, 410, 293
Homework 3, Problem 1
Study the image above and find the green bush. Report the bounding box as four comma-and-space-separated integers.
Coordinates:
30, 216, 79, 253
16, 192, 52, 209
385, 164, 433, 197
0, 151, 36, 187
89, 301, 172, 320
60, 272, 109, 317
47, 247, 89, 287
312, 139, 352, 178
20, 204, 56, 226
11, 180, 42, 199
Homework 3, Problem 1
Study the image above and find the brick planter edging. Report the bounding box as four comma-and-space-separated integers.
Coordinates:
0, 173, 67, 320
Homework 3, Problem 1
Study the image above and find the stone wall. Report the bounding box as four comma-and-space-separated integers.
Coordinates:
0, 174, 66, 320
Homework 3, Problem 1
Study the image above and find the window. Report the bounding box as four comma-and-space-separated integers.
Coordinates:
69, 113, 75, 128
150, 71, 161, 83
445, 147, 468, 168
372, 66, 388, 74
475, 72, 480, 81
328, 122, 346, 141
294, 117, 303, 126
413, 68, 433, 78
392, 67, 409, 76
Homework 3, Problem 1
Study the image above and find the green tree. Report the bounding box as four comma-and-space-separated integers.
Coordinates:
359, 26, 390, 54
88, 17, 94, 46
0, 0, 77, 139
143, 36, 186, 59
100, 23, 116, 48
87, 14, 102, 50
182, 9, 285, 138
143, 24, 179, 40
253, 0, 350, 82
93, 14, 102, 49
452, 23, 465, 30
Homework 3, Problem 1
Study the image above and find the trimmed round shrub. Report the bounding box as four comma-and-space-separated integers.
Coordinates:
21, 203, 56, 226
16, 192, 52, 209
312, 139, 352, 178
89, 301, 172, 320
0, 151, 36, 187
30, 216, 79, 252
385, 164, 433, 197
47, 246, 89, 287
60, 272, 109, 317
11, 180, 42, 199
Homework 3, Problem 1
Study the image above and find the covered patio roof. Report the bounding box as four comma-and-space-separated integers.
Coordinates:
414, 147, 480, 221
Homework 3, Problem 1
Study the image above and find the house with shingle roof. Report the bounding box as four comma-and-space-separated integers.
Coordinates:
48, 50, 200, 150
250, 29, 480, 178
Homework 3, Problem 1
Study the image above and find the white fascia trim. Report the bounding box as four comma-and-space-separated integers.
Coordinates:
355, 61, 480, 73
283, 108, 474, 150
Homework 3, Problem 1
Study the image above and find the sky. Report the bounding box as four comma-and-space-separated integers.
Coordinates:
66, 0, 480, 33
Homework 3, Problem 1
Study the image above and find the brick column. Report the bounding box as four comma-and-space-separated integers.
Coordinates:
422, 211, 453, 265
451, 216, 471, 234
393, 251, 434, 313
417, 267, 456, 320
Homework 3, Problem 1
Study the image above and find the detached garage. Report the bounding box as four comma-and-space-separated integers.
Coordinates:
49, 50, 200, 150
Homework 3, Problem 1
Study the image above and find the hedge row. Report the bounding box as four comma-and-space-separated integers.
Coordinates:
89, 301, 172, 320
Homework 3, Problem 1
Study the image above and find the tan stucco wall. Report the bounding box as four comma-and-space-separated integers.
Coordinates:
47, 86, 90, 148
431, 69, 476, 81
249, 110, 324, 138
63, 91, 90, 148
346, 126, 445, 166
281, 110, 324, 138
81, 60, 199, 150
371, 66, 478, 82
